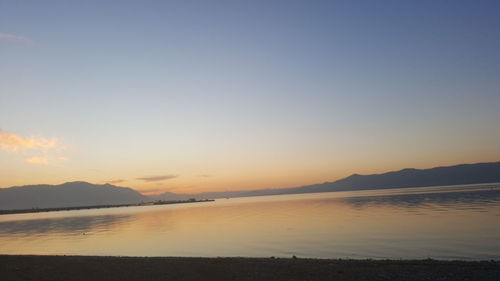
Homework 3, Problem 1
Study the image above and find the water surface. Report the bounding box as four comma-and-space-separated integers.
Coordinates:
1, 183, 499, 260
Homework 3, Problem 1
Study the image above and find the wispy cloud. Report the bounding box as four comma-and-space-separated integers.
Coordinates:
0, 33, 35, 45
106, 179, 125, 185
0, 130, 60, 152
136, 175, 178, 182
26, 156, 49, 165
197, 174, 212, 178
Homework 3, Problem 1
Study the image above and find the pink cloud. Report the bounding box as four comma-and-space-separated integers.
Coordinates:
0, 33, 35, 45
0, 130, 60, 152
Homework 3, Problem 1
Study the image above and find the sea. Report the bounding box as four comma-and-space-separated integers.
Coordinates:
0, 183, 499, 260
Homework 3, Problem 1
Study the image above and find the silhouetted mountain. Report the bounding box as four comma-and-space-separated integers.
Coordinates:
3, 162, 500, 209
154, 162, 500, 200
0, 181, 148, 210
297, 162, 500, 193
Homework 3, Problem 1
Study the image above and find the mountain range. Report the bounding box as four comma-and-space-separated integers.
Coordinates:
0, 181, 148, 210
1, 162, 500, 210
152, 161, 500, 200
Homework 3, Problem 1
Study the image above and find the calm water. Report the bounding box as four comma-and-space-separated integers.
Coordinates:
1, 183, 499, 260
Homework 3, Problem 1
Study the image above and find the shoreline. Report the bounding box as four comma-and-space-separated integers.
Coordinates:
1, 255, 498, 281
0, 199, 214, 216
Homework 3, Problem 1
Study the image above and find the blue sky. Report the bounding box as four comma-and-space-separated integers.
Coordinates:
1, 0, 499, 193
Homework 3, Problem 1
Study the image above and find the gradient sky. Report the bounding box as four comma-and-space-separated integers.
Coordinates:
1, 0, 499, 194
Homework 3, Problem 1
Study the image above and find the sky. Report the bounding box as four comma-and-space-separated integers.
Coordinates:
1, 0, 499, 194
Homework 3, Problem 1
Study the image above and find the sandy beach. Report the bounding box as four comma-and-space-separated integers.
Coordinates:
0, 255, 498, 281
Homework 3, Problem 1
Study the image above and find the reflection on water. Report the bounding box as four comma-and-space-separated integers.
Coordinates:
343, 189, 500, 210
0, 215, 132, 236
0, 183, 499, 260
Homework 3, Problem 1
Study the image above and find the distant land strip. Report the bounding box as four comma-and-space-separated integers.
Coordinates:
0, 199, 213, 216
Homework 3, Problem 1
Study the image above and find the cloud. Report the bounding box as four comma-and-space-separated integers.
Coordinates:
26, 157, 49, 165
197, 174, 212, 178
0, 33, 35, 45
136, 175, 178, 182
0, 130, 60, 152
106, 179, 125, 185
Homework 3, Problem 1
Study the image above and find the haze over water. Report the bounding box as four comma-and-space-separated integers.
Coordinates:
1, 183, 499, 260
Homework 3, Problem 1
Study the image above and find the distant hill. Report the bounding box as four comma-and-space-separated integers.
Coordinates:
154, 162, 500, 200
0, 181, 148, 210
295, 161, 500, 193
2, 162, 500, 210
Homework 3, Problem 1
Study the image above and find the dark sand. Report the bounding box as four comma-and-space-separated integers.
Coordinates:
0, 255, 498, 281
